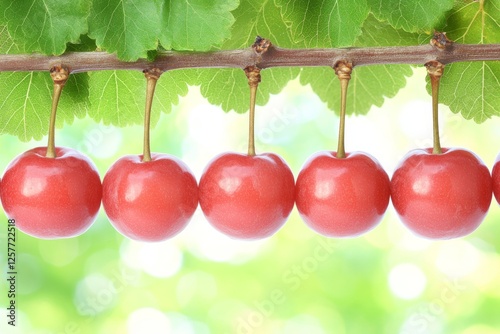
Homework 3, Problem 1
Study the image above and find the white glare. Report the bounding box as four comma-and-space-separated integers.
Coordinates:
398, 100, 433, 142
74, 274, 117, 315
127, 308, 171, 334
120, 240, 183, 278
176, 271, 218, 307
436, 240, 480, 278
389, 263, 427, 300
21, 176, 46, 197
181, 210, 268, 263
282, 315, 327, 334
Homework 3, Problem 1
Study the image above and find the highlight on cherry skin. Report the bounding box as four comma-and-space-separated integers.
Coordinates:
295, 151, 391, 238
199, 152, 295, 240
391, 147, 493, 240
0, 147, 102, 239
493, 154, 500, 205
102, 153, 198, 242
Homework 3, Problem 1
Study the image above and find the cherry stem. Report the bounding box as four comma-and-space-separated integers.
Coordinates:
334, 61, 353, 159
142, 68, 163, 163
426, 61, 445, 155
244, 65, 261, 156
46, 66, 69, 158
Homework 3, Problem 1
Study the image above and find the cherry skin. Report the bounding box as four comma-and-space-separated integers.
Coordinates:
296, 151, 390, 237
493, 154, 500, 205
0, 147, 102, 239
102, 154, 198, 242
199, 152, 295, 240
391, 148, 492, 240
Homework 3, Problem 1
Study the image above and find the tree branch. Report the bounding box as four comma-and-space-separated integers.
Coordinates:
0, 43, 499, 73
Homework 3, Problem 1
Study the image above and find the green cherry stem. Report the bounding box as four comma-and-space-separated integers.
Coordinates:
244, 65, 261, 157
426, 61, 445, 155
46, 66, 70, 158
334, 61, 353, 159
142, 68, 163, 163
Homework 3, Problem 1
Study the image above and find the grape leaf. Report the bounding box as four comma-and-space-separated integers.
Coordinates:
0, 72, 89, 141
430, 0, 500, 122
300, 15, 418, 115
159, 0, 239, 51
88, 0, 162, 61
0, 0, 90, 55
195, 0, 300, 113
368, 0, 455, 33
275, 0, 370, 47
87, 70, 190, 127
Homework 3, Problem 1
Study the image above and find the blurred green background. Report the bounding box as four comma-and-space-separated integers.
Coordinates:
1, 66, 500, 334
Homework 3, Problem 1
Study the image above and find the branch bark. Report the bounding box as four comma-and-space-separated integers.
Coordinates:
0, 43, 499, 73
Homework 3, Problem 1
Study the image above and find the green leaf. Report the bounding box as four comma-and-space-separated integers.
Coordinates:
0, 72, 89, 141
88, 70, 190, 127
65, 34, 97, 52
430, 0, 500, 122
88, 71, 151, 127
88, 0, 162, 61
155, 70, 192, 114
220, 0, 295, 48
437, 62, 500, 122
0, 25, 21, 54
301, 65, 413, 116
368, 0, 454, 33
196, 0, 300, 113
159, 0, 239, 51
276, 0, 370, 47
355, 14, 426, 47
88, 0, 238, 59
0, 24, 89, 141
197, 67, 300, 114
301, 15, 418, 115
0, 0, 90, 55
59, 74, 91, 123
438, 0, 499, 44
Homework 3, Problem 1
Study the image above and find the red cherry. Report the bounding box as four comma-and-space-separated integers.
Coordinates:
0, 147, 102, 239
391, 148, 492, 239
102, 154, 198, 242
199, 152, 295, 240
493, 154, 500, 205
296, 151, 390, 237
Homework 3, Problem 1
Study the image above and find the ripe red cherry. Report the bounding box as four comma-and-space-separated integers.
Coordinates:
493, 154, 500, 205
391, 148, 492, 239
102, 154, 198, 242
199, 152, 295, 240
0, 147, 102, 239
295, 151, 390, 237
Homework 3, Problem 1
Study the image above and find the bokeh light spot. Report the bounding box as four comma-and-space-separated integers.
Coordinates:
120, 240, 183, 278
436, 240, 480, 278
127, 308, 171, 334
389, 263, 427, 300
